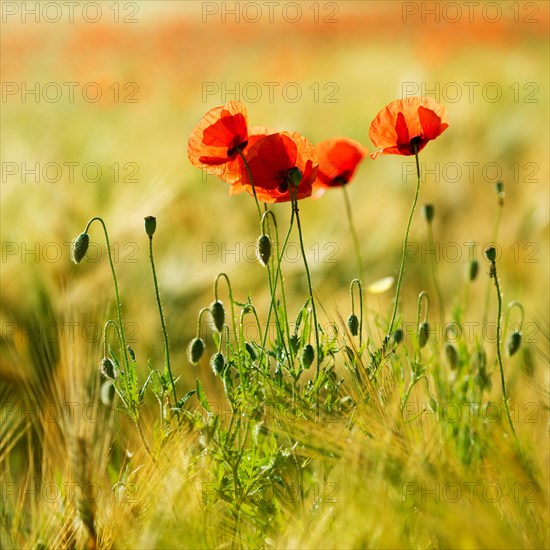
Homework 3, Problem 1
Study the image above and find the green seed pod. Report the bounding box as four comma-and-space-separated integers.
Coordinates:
287, 167, 302, 188
127, 345, 136, 361
390, 328, 404, 346
188, 337, 205, 364
144, 215, 157, 237
445, 343, 459, 369
418, 321, 430, 348
100, 380, 115, 406
301, 344, 315, 369
484, 247, 497, 263
507, 331, 522, 357
256, 234, 271, 266
245, 341, 257, 361
71, 232, 89, 264
210, 300, 225, 333
210, 352, 225, 375
422, 203, 435, 223
347, 313, 359, 336
469, 259, 479, 281
100, 357, 116, 379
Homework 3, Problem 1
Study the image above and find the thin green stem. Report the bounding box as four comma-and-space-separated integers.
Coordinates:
148, 235, 177, 407
490, 261, 517, 437
482, 199, 504, 326
237, 148, 262, 222
427, 222, 445, 331
387, 148, 421, 338
84, 217, 129, 370
342, 185, 364, 283
291, 194, 321, 381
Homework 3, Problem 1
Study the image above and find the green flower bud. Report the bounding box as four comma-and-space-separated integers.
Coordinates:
390, 328, 404, 346
100, 357, 116, 379
144, 216, 157, 237
71, 232, 89, 264
485, 247, 497, 263
210, 352, 225, 375
210, 300, 225, 333
445, 343, 459, 369
245, 341, 257, 361
301, 344, 315, 369
507, 331, 522, 357
469, 259, 479, 281
287, 167, 302, 188
347, 314, 359, 336
418, 321, 430, 348
422, 204, 435, 224
188, 337, 205, 364
256, 234, 271, 266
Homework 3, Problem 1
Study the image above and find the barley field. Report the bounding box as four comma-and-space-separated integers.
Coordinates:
1, 2, 549, 549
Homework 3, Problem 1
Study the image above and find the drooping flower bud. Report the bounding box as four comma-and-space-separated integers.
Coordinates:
485, 247, 497, 263
71, 232, 90, 264
390, 328, 404, 346
245, 341, 257, 361
347, 314, 359, 336
144, 216, 157, 237
507, 331, 522, 357
301, 344, 315, 369
256, 234, 271, 266
100, 357, 116, 379
418, 321, 430, 348
469, 260, 479, 281
422, 204, 435, 224
210, 352, 225, 375
188, 337, 205, 364
445, 343, 459, 369
210, 300, 225, 333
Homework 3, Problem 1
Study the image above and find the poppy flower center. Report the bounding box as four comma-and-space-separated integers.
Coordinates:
332, 172, 351, 186
227, 140, 248, 158
409, 135, 423, 151
277, 167, 302, 194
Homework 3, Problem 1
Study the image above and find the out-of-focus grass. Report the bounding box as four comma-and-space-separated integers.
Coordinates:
1, 2, 549, 548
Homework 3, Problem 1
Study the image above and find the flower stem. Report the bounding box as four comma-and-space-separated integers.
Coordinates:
148, 234, 177, 407
342, 184, 364, 283
490, 260, 517, 438
291, 195, 321, 380
84, 217, 129, 370
427, 221, 445, 330
387, 148, 421, 338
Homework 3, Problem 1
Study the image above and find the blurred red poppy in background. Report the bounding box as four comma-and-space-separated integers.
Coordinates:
315, 137, 366, 189
239, 132, 318, 203
369, 97, 448, 159
188, 101, 249, 183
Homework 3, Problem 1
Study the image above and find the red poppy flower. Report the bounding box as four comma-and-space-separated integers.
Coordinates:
228, 126, 277, 195
188, 101, 249, 183
315, 137, 366, 189
238, 132, 318, 203
369, 97, 448, 159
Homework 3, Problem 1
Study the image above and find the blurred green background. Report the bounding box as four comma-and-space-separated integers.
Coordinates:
2, 1, 549, 388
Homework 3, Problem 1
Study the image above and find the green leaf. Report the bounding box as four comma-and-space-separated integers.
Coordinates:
176, 390, 197, 409
196, 378, 211, 412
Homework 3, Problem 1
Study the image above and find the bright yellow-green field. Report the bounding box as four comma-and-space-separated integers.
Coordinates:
1, 2, 549, 549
